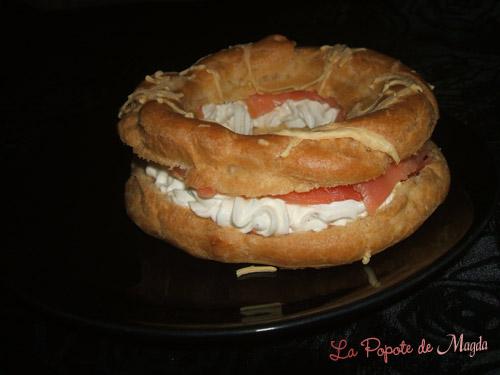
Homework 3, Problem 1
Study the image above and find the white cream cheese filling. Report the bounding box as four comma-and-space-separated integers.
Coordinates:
145, 165, 395, 237
201, 99, 339, 135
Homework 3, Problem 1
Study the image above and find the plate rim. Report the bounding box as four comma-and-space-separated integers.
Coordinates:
3, 115, 499, 341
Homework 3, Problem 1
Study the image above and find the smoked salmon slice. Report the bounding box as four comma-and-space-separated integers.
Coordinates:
274, 185, 362, 205
354, 147, 430, 214
194, 148, 430, 215
276, 147, 430, 213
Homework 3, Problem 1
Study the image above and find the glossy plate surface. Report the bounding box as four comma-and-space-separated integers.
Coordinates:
3, 115, 496, 340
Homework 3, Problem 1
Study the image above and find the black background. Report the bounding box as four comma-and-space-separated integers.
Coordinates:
2, 1, 500, 374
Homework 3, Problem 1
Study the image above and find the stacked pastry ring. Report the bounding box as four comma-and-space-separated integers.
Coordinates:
118, 35, 450, 268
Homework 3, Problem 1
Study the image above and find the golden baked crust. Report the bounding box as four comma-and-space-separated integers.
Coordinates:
124, 142, 450, 269
118, 35, 438, 197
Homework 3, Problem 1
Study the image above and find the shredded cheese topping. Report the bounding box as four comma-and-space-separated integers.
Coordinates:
179, 63, 209, 80
118, 41, 431, 163
119, 71, 193, 118
234, 43, 367, 94
348, 74, 426, 119
317, 45, 366, 96
274, 126, 400, 162
236, 43, 261, 93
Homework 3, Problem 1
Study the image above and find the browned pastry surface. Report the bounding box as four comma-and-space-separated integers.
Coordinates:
124, 142, 450, 268
118, 35, 439, 197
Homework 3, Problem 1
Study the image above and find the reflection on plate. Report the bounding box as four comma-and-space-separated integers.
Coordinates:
124, 182, 473, 327
2, 115, 497, 340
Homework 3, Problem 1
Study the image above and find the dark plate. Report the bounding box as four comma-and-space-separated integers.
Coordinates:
2, 114, 497, 340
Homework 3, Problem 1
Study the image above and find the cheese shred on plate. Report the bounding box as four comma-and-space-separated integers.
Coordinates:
236, 265, 278, 277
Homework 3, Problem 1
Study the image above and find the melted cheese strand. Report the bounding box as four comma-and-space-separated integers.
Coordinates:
274, 126, 400, 162
205, 68, 224, 102
349, 74, 426, 119
279, 138, 303, 158
236, 43, 262, 94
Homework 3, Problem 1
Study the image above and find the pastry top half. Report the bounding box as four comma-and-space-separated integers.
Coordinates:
118, 34, 438, 197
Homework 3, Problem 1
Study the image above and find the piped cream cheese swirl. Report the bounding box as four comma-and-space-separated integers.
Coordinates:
145, 166, 382, 237
201, 99, 340, 135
